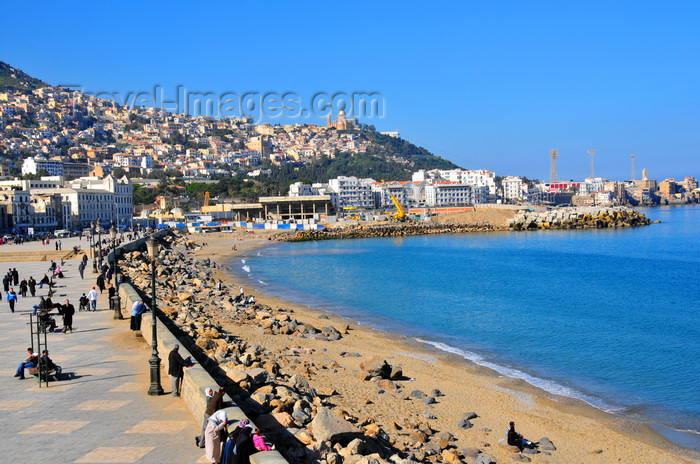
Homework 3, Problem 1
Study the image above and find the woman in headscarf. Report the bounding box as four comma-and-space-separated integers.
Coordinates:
231, 422, 255, 464
205, 410, 228, 464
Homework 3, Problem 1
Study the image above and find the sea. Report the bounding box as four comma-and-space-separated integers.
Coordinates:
233, 205, 700, 451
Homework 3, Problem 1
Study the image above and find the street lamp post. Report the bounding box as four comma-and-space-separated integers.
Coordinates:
96, 221, 103, 272
90, 222, 98, 274
146, 234, 163, 396
110, 224, 122, 320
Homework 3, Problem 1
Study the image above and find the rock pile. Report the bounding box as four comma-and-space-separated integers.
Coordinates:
118, 231, 559, 464
284, 223, 503, 242
508, 206, 652, 230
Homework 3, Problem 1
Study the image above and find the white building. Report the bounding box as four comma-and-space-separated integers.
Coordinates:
579, 177, 607, 195
327, 176, 375, 210
502, 176, 529, 201
425, 182, 473, 206
371, 181, 428, 208
412, 169, 497, 196
22, 156, 63, 176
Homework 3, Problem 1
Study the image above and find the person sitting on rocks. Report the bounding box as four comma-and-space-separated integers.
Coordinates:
507, 421, 536, 452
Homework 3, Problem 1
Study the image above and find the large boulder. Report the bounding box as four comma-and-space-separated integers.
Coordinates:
360, 356, 391, 379
309, 407, 361, 444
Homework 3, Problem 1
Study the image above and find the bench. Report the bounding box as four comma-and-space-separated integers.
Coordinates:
28, 367, 59, 382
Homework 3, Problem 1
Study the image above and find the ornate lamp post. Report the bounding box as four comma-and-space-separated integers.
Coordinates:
110, 224, 122, 320
90, 221, 98, 274
96, 221, 103, 272
146, 234, 163, 396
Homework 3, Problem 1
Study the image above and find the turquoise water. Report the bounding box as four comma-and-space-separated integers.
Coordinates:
236, 206, 700, 445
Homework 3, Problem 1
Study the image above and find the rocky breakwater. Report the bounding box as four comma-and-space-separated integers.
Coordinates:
508, 206, 653, 231
118, 232, 559, 464
284, 222, 503, 243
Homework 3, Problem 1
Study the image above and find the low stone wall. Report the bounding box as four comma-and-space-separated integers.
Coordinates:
118, 284, 287, 464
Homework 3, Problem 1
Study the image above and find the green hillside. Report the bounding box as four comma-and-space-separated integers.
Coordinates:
0, 61, 48, 92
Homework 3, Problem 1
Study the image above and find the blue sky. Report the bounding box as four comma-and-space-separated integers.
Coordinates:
3, 1, 699, 181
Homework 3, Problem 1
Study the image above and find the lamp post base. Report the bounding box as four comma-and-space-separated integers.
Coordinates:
148, 355, 164, 396
112, 295, 122, 320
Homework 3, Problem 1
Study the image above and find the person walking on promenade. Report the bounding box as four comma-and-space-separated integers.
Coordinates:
19, 278, 27, 298
3, 274, 9, 293
87, 286, 98, 311
96, 273, 105, 293
60, 299, 75, 333
7, 288, 17, 313
204, 410, 228, 464
28, 276, 36, 297
14, 347, 38, 379
168, 344, 187, 397
108, 284, 116, 311
78, 261, 85, 279
12, 268, 19, 286
196, 386, 225, 448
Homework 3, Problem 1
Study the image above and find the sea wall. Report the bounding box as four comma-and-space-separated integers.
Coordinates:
283, 223, 502, 242
117, 237, 288, 464
507, 206, 652, 230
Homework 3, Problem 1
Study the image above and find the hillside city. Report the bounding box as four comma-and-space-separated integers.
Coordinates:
0, 62, 698, 235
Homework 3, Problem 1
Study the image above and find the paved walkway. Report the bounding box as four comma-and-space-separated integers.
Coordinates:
0, 256, 209, 463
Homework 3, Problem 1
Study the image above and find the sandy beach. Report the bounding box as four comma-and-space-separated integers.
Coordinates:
190, 230, 699, 464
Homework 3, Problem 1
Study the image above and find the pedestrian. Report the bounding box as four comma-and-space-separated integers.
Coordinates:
14, 347, 38, 379
239, 286, 244, 298
78, 261, 85, 279
96, 273, 105, 293
55, 241, 59, 250
168, 344, 187, 397
12, 268, 18, 286
196, 386, 224, 448
7, 288, 17, 313
108, 284, 115, 310
19, 278, 27, 298
87, 286, 98, 311
204, 410, 228, 464
28, 276, 36, 297
3, 274, 9, 292
60, 299, 75, 333
130, 300, 145, 332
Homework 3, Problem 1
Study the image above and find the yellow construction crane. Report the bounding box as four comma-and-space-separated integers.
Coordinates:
203, 191, 210, 212
391, 194, 406, 220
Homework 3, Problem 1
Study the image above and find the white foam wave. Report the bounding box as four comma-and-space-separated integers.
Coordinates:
242, 265, 250, 273
258, 280, 267, 285
241, 259, 246, 264
414, 338, 624, 413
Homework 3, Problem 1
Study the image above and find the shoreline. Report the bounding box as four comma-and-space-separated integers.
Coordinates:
193, 231, 699, 463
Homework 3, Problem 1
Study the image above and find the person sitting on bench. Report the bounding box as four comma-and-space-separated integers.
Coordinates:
38, 307, 57, 332
37, 349, 61, 381
14, 348, 38, 379
39, 274, 50, 289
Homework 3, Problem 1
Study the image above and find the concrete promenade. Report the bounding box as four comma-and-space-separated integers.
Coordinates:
0, 244, 209, 463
